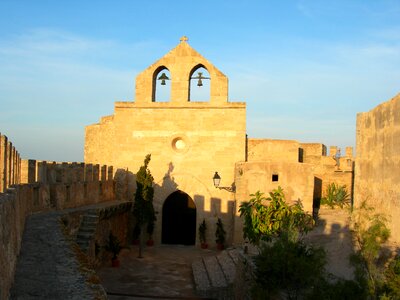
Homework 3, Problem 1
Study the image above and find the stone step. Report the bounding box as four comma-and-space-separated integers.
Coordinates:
83, 215, 99, 222
192, 248, 240, 299
216, 250, 237, 284
227, 248, 239, 265
77, 240, 90, 248
203, 256, 227, 288
79, 226, 96, 233
192, 260, 211, 293
77, 232, 93, 240
81, 218, 98, 225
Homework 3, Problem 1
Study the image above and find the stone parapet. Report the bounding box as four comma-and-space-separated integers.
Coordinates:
0, 133, 21, 193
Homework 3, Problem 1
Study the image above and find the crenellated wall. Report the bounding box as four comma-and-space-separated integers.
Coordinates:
300, 143, 354, 201
245, 137, 354, 203
0, 133, 124, 300
0, 133, 21, 193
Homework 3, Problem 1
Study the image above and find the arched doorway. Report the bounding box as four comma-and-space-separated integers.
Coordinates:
162, 190, 196, 245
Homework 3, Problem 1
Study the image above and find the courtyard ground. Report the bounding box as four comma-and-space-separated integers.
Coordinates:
97, 244, 218, 300
97, 207, 358, 299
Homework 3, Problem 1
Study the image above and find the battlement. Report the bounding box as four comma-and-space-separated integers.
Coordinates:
20, 160, 114, 184
0, 133, 21, 193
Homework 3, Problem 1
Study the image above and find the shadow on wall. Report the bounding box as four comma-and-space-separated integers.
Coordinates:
114, 161, 235, 249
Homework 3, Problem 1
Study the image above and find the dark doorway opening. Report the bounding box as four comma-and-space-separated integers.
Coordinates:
162, 190, 196, 245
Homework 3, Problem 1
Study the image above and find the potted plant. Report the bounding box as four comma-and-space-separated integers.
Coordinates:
215, 218, 226, 250
199, 219, 208, 249
105, 232, 122, 267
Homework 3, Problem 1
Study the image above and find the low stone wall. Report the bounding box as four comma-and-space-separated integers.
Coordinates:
61, 202, 133, 267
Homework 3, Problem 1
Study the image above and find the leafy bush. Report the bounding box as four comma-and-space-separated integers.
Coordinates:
380, 255, 400, 299
306, 277, 366, 300
252, 237, 326, 299
321, 182, 350, 208
239, 187, 314, 245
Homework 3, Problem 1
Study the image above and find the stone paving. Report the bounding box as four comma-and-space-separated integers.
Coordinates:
97, 245, 219, 300
10, 211, 106, 300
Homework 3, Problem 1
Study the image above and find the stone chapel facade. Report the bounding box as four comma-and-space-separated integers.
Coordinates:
85, 38, 354, 246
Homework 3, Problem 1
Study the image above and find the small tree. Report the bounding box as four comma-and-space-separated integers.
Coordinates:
132, 154, 155, 258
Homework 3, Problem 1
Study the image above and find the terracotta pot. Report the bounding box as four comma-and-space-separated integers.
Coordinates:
217, 243, 224, 251
201, 243, 208, 249
111, 258, 120, 268
146, 239, 154, 246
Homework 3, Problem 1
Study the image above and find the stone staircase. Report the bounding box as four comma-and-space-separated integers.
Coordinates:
76, 210, 99, 253
192, 248, 240, 299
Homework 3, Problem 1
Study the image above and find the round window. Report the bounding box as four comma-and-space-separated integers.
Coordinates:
171, 137, 188, 153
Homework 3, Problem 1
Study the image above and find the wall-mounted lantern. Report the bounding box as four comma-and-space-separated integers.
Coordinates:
213, 172, 235, 193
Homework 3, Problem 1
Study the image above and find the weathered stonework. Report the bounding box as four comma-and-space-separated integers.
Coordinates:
354, 93, 400, 244
85, 39, 246, 246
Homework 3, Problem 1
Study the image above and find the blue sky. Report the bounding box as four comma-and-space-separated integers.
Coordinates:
0, 0, 399, 162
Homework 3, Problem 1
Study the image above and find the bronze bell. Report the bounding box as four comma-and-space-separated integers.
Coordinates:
158, 72, 169, 85
197, 72, 204, 86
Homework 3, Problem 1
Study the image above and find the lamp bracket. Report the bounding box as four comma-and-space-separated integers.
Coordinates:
217, 186, 236, 193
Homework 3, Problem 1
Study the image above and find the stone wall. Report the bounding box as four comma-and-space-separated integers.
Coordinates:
354, 93, 400, 244
247, 138, 300, 163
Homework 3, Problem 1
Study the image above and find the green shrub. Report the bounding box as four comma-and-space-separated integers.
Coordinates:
306, 277, 366, 300
380, 255, 400, 299
252, 237, 326, 299
321, 183, 350, 208
352, 200, 391, 297
239, 187, 314, 245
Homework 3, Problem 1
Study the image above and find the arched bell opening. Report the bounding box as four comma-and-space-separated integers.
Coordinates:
161, 190, 196, 245
189, 64, 210, 102
152, 66, 171, 102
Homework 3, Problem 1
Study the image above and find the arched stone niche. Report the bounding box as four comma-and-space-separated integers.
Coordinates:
135, 39, 228, 105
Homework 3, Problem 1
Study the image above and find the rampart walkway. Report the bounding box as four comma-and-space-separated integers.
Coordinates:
9, 203, 121, 300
